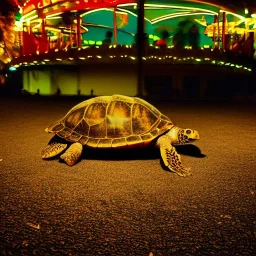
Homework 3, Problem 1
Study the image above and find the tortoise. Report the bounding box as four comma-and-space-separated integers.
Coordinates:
41, 95, 200, 177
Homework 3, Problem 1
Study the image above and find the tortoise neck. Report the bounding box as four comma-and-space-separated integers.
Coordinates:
167, 126, 180, 144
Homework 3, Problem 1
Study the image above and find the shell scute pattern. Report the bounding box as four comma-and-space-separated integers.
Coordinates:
48, 95, 173, 148
65, 108, 85, 129
52, 123, 65, 132
132, 103, 158, 135
106, 101, 132, 138
74, 119, 89, 136
86, 103, 106, 126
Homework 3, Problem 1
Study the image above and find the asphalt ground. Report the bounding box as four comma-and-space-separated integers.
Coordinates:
0, 96, 255, 256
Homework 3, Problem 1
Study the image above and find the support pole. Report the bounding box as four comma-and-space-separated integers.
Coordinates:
41, 19, 46, 41
217, 12, 220, 49
41, 18, 48, 52
77, 15, 81, 48
213, 15, 217, 48
137, 0, 145, 97
222, 12, 226, 50
113, 7, 117, 45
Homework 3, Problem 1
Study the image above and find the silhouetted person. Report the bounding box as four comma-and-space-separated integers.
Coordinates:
173, 28, 186, 49
188, 24, 200, 49
56, 87, 61, 96
102, 31, 113, 46
241, 32, 254, 58
134, 32, 149, 47
156, 30, 169, 48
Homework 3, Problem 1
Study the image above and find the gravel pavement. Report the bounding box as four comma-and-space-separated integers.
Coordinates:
0, 96, 255, 255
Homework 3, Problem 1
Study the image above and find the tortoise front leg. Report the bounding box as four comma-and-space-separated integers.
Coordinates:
60, 142, 83, 166
156, 135, 191, 177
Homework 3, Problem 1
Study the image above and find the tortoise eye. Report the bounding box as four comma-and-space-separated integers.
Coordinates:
186, 130, 191, 134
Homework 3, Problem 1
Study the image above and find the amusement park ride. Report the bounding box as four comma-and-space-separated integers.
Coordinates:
13, 0, 255, 54
8, 0, 256, 97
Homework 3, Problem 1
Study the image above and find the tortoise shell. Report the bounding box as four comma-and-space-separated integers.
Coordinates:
46, 95, 173, 148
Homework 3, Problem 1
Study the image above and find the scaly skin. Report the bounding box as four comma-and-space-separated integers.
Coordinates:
41, 142, 67, 159
60, 142, 83, 166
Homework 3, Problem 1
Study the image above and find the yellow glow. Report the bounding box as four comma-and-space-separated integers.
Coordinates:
80, 8, 110, 18
46, 16, 62, 20
46, 12, 64, 18
152, 12, 216, 24
152, 11, 190, 22
20, 10, 37, 22
117, 3, 135, 8
117, 8, 151, 23
46, 27, 62, 33
22, 14, 38, 22
81, 25, 88, 32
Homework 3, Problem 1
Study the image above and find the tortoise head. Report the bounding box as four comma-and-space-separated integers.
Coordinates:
177, 128, 200, 144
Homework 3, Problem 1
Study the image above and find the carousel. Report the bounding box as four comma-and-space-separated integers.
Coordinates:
11, 0, 256, 97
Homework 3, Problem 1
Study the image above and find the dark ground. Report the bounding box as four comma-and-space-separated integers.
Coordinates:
0, 95, 255, 256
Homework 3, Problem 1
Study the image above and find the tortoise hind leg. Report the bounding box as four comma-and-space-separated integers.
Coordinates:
60, 142, 83, 166
41, 139, 68, 159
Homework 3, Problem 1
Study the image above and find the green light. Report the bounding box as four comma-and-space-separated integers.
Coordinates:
245, 8, 249, 15
153, 35, 160, 41
89, 40, 95, 45
96, 41, 102, 46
